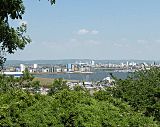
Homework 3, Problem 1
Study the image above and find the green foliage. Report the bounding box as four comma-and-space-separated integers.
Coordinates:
17, 69, 35, 88
74, 85, 86, 92
0, 0, 29, 66
108, 67, 160, 122
0, 77, 158, 127
0, 70, 40, 93
0, 89, 37, 126
0, 0, 25, 22
0, 69, 160, 126
48, 78, 69, 95
47, 0, 56, 5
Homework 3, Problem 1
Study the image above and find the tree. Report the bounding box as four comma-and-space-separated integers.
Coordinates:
3, 90, 157, 126
0, 0, 29, 68
48, 78, 69, 95
0, 0, 55, 68
107, 67, 160, 122
0, 74, 158, 126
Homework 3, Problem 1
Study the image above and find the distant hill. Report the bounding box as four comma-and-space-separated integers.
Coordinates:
5, 59, 92, 66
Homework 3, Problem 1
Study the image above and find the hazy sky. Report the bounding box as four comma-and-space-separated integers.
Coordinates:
8, 0, 160, 60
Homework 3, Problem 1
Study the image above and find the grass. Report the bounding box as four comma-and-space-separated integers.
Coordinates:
33, 77, 54, 87
33, 77, 79, 87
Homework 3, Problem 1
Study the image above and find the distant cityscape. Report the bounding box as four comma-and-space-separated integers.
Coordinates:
1, 60, 160, 95
3, 60, 160, 74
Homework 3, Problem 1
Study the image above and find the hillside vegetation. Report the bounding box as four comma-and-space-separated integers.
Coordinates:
0, 67, 160, 126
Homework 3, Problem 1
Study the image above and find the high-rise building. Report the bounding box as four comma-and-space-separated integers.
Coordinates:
33, 64, 38, 69
67, 64, 72, 72
20, 64, 25, 72
91, 60, 95, 66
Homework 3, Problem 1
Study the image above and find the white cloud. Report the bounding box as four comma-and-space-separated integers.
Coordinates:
77, 29, 89, 35
77, 29, 99, 35
69, 38, 101, 47
70, 38, 77, 42
85, 40, 100, 45
90, 30, 99, 35
137, 39, 148, 44
112, 38, 129, 47
155, 39, 160, 44
113, 43, 123, 47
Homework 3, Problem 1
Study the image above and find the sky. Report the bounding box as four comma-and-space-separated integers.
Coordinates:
7, 0, 160, 60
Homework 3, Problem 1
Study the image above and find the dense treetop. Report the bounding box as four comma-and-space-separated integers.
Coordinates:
0, 68, 160, 126
107, 67, 160, 122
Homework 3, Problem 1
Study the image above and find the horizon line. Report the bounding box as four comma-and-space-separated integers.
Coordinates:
6, 59, 159, 61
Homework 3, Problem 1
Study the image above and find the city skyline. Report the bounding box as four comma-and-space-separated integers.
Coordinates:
7, 0, 160, 60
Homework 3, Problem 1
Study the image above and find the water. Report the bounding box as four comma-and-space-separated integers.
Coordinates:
34, 71, 129, 81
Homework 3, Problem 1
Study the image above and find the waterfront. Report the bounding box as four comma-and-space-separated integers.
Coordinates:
34, 71, 130, 81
